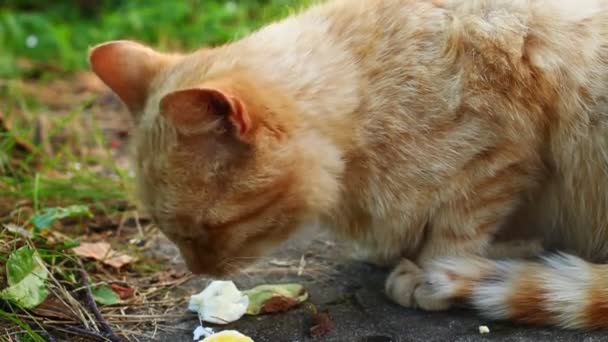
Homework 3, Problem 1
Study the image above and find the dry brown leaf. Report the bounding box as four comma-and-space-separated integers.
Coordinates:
260, 296, 300, 314
155, 269, 188, 283
72, 242, 136, 269
110, 283, 135, 300
104, 254, 136, 269
72, 241, 111, 259
32, 296, 77, 321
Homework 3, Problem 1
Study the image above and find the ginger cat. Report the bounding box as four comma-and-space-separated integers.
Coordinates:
90, 0, 608, 330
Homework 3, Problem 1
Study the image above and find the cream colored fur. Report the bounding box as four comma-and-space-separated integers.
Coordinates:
90, 0, 608, 329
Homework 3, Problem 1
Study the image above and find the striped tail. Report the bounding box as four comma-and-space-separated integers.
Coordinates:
427, 253, 608, 329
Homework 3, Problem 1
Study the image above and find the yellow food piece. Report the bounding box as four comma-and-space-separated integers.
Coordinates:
200, 330, 254, 342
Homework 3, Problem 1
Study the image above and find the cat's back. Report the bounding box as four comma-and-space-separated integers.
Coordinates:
317, 0, 608, 109
438, 0, 608, 257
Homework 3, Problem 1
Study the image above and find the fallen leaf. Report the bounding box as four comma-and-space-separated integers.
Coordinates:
72, 242, 136, 269
155, 269, 188, 283
3, 223, 33, 239
260, 295, 300, 313
242, 283, 308, 315
110, 283, 134, 300
1, 247, 49, 309
72, 241, 109, 259
91, 285, 120, 306
103, 254, 136, 269
310, 311, 334, 339
33, 296, 77, 320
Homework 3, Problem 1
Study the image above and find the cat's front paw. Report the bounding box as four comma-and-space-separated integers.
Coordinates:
385, 259, 451, 311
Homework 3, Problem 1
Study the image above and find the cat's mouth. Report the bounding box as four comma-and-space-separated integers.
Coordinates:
183, 259, 230, 277
178, 247, 255, 277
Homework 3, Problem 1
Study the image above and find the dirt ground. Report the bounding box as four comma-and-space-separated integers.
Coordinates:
144, 229, 608, 342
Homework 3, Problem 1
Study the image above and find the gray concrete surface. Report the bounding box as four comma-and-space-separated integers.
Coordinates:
150, 231, 608, 342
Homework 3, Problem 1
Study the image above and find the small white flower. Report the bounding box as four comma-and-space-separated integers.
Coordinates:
26, 35, 38, 48
478, 325, 490, 334
224, 1, 237, 13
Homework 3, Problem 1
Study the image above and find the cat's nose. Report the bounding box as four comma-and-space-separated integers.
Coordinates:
185, 260, 230, 277
181, 253, 209, 274
179, 248, 229, 276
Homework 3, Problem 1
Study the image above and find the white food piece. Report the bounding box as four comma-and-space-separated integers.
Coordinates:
193, 325, 214, 340
188, 281, 249, 325
478, 325, 490, 334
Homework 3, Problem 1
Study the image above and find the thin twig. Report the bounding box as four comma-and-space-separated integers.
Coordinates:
297, 254, 307, 276
45, 324, 109, 342
77, 258, 123, 342
101, 314, 183, 319
36, 330, 57, 342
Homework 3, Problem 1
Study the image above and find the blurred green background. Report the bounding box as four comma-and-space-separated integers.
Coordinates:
0, 3, 313, 340
0, 0, 310, 215
0, 0, 308, 78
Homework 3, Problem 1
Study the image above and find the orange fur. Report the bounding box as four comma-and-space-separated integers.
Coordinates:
90, 0, 608, 329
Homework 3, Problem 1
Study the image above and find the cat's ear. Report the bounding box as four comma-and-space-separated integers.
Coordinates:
89, 40, 169, 115
159, 87, 251, 140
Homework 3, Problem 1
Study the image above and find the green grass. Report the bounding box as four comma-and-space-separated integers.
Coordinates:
0, 82, 129, 216
0, 0, 312, 211
0, 309, 45, 342
0, 0, 309, 77
0, 1, 311, 337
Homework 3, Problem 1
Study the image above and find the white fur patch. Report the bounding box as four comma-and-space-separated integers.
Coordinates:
429, 257, 521, 319
428, 253, 594, 328
428, 257, 496, 298
470, 260, 523, 320
541, 254, 592, 328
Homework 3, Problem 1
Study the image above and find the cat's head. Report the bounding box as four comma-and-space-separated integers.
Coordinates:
89, 41, 342, 276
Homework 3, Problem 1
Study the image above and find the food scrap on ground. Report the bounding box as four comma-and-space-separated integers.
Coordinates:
188, 281, 309, 341
188, 281, 250, 324
200, 330, 254, 342
478, 325, 490, 334
193, 325, 215, 340
243, 283, 308, 315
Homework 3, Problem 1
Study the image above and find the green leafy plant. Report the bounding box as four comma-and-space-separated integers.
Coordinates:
243, 283, 308, 315
31, 204, 93, 231
1, 246, 49, 309
91, 285, 120, 306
